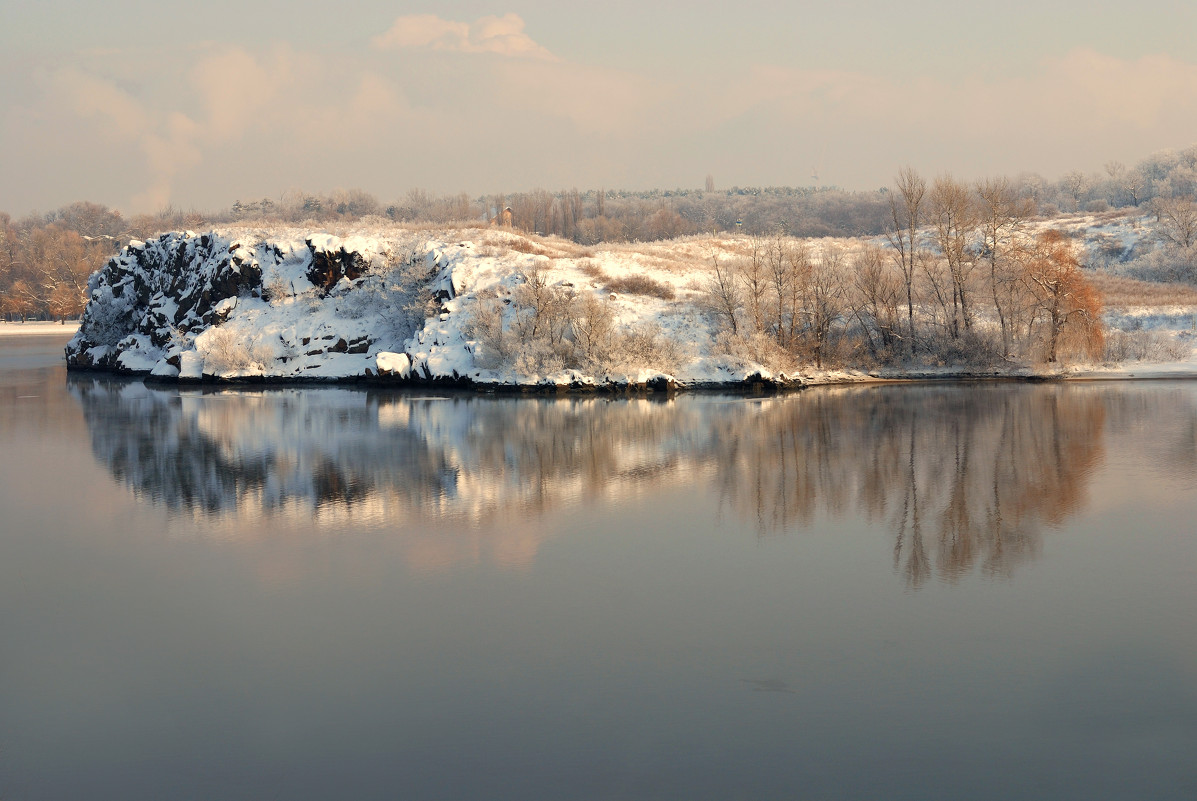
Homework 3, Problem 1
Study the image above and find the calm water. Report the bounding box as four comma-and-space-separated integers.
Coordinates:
1, 333, 1195, 800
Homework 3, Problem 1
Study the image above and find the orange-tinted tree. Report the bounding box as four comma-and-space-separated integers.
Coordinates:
1020, 231, 1104, 362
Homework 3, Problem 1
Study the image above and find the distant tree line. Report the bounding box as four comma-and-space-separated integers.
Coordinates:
1, 203, 122, 322
4, 144, 1197, 321
0, 201, 218, 322
209, 144, 1197, 246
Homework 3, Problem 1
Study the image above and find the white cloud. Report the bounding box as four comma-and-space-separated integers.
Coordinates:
372, 13, 558, 61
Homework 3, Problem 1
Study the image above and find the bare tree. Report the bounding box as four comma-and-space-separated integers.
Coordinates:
1060, 170, 1091, 212
738, 233, 769, 334
571, 291, 616, 366
705, 250, 742, 335
929, 175, 979, 337
799, 247, 849, 367
975, 176, 1033, 355
1019, 231, 1104, 362
851, 244, 903, 360
1154, 195, 1197, 250
766, 232, 803, 346
886, 166, 927, 357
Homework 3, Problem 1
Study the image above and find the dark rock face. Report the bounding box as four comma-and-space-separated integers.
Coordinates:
305, 237, 369, 293
66, 232, 270, 371
646, 375, 677, 393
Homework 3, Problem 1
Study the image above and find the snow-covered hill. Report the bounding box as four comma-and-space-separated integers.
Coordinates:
65, 227, 799, 389
65, 214, 1197, 388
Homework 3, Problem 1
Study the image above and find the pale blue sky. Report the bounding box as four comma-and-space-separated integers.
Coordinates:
3, 1, 1197, 213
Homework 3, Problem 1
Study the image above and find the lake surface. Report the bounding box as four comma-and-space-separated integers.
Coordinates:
2, 333, 1195, 800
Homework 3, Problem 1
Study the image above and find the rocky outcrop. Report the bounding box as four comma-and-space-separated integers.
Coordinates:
63, 229, 806, 393
65, 232, 271, 373
64, 230, 436, 381
305, 235, 370, 293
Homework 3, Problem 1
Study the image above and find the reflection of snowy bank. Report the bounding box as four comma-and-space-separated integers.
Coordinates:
69, 377, 715, 528
71, 378, 1197, 583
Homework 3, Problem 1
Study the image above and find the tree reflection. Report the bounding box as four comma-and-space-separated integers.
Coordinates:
69, 377, 1191, 585
704, 385, 1110, 586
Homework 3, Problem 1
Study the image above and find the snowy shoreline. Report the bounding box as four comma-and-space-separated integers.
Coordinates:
0, 321, 80, 337
63, 357, 1197, 393
57, 221, 1197, 391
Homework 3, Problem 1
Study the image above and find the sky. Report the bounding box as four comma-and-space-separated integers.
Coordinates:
3, 0, 1197, 215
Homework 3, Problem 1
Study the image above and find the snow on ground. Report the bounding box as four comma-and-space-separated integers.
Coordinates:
0, 321, 79, 337
59, 211, 1197, 386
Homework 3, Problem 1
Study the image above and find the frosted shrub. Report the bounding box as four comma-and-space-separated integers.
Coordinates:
1122, 240, 1197, 284
263, 270, 292, 303
609, 323, 686, 374
570, 291, 616, 367
513, 340, 568, 377
511, 264, 574, 345
1103, 329, 1191, 363
81, 282, 138, 346
713, 330, 795, 373
464, 295, 510, 368
199, 326, 275, 374
919, 328, 1003, 368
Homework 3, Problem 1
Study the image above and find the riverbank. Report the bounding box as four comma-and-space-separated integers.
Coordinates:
61, 219, 1197, 390
0, 321, 79, 337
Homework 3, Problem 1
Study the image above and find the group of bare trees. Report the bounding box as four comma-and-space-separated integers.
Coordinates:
0, 204, 122, 321
0, 201, 218, 322
707, 234, 854, 368
6, 142, 1196, 325
702, 169, 1105, 368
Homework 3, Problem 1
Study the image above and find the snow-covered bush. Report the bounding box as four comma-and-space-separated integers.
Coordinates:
1103, 329, 1191, 363
607, 322, 686, 374
464, 295, 511, 368
713, 330, 795, 373
263, 269, 293, 302
198, 326, 275, 374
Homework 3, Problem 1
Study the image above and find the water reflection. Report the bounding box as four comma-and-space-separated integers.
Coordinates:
68, 378, 1196, 584
709, 387, 1108, 586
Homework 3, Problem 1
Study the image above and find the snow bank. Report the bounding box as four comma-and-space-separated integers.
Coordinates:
65, 228, 796, 391
64, 216, 1197, 390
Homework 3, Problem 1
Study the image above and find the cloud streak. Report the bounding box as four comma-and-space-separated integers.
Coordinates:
372, 13, 558, 61
5, 19, 1197, 216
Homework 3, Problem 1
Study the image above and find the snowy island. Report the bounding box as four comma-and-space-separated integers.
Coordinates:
64, 216, 1197, 390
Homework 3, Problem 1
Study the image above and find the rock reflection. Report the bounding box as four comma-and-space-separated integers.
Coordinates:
68, 378, 713, 528
71, 378, 1190, 584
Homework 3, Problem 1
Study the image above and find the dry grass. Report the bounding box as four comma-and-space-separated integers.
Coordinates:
577, 259, 676, 300
1089, 273, 1197, 308
577, 260, 603, 279
477, 230, 594, 260
506, 238, 556, 257
605, 274, 676, 301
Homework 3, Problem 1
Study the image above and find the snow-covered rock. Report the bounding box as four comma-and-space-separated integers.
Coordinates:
64, 227, 781, 391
